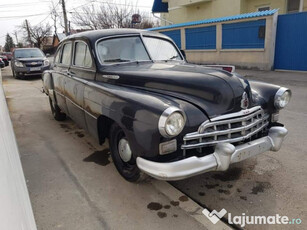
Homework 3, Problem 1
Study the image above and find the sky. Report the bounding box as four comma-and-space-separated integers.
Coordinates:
0, 0, 155, 46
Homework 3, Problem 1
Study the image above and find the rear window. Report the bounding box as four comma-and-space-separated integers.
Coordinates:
74, 42, 92, 67
54, 47, 62, 63
14, 49, 44, 58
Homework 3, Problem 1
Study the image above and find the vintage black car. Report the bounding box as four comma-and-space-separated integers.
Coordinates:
42, 29, 291, 182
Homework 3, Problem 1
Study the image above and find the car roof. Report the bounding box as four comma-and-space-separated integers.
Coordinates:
61, 28, 171, 45
14, 48, 41, 50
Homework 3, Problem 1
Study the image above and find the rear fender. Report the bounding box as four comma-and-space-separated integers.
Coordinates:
42, 71, 56, 102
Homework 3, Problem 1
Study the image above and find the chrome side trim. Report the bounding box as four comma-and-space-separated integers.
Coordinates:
137, 127, 288, 181
65, 96, 98, 120
101, 74, 120, 80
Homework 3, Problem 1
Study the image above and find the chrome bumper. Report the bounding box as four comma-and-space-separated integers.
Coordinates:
136, 127, 288, 181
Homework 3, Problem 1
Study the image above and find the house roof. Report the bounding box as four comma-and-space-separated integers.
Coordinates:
152, 0, 169, 13
42, 36, 54, 46
149, 9, 278, 31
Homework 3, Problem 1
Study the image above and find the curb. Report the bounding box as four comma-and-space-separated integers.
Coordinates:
151, 180, 232, 230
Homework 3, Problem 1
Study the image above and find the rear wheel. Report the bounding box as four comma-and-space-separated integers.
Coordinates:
109, 123, 148, 183
49, 97, 66, 121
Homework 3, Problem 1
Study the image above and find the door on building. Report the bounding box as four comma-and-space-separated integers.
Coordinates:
274, 12, 307, 71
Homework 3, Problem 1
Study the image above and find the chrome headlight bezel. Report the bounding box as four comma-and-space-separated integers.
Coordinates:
15, 61, 23, 67
43, 59, 50, 66
274, 87, 291, 109
158, 107, 186, 138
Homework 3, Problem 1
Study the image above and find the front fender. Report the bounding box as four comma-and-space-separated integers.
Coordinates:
249, 80, 281, 113
85, 82, 208, 159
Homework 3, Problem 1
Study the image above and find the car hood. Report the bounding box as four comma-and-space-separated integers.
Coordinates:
16, 57, 45, 62
100, 62, 251, 118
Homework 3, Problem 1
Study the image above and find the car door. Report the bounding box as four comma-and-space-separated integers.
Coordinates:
64, 40, 95, 130
52, 42, 72, 115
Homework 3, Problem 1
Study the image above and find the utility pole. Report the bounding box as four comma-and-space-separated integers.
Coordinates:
61, 0, 69, 35
13, 31, 18, 44
25, 19, 32, 47
52, 9, 57, 35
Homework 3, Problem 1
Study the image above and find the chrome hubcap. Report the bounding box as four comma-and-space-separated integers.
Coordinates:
118, 138, 132, 162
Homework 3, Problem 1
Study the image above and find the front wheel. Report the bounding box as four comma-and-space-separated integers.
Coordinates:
49, 97, 66, 121
109, 123, 148, 183
12, 69, 18, 79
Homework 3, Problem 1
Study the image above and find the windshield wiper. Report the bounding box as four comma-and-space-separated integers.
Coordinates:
164, 55, 179, 61
104, 58, 131, 63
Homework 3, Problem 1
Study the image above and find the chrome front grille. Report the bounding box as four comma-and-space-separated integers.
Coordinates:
182, 106, 269, 151
25, 61, 43, 67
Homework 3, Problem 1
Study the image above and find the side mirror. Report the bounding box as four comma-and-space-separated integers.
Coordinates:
46, 53, 50, 57
180, 49, 186, 59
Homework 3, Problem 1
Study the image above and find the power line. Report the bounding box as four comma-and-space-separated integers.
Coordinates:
34, 1, 60, 26
0, 1, 52, 8
0, 12, 49, 19
94, 0, 151, 8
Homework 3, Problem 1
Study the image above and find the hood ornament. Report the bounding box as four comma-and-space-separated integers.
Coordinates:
241, 92, 249, 110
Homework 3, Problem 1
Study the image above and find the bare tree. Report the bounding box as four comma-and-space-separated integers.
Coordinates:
71, 1, 157, 30
21, 21, 52, 48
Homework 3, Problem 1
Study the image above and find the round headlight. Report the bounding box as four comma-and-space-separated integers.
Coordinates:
44, 59, 50, 66
274, 87, 291, 109
159, 107, 186, 138
15, 61, 23, 67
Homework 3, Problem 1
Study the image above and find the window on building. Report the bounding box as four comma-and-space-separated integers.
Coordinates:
287, 0, 301, 13
258, 6, 270, 11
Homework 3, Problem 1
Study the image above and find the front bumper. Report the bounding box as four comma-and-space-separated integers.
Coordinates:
136, 127, 288, 181
14, 66, 50, 76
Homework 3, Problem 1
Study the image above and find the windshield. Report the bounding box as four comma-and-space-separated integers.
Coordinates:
142, 37, 182, 61
96, 36, 182, 64
14, 49, 44, 58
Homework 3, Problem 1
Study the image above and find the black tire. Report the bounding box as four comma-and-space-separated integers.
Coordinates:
109, 123, 148, 183
49, 97, 66, 121
12, 69, 18, 79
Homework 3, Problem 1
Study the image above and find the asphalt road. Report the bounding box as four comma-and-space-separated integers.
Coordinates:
1, 66, 306, 230
1, 67, 206, 230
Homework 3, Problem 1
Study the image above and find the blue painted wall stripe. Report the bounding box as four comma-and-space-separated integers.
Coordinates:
160, 30, 181, 49
185, 26, 216, 50
274, 12, 307, 71
222, 19, 266, 49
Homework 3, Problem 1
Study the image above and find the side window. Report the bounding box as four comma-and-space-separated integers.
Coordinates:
61, 43, 72, 65
54, 47, 62, 63
74, 42, 93, 68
